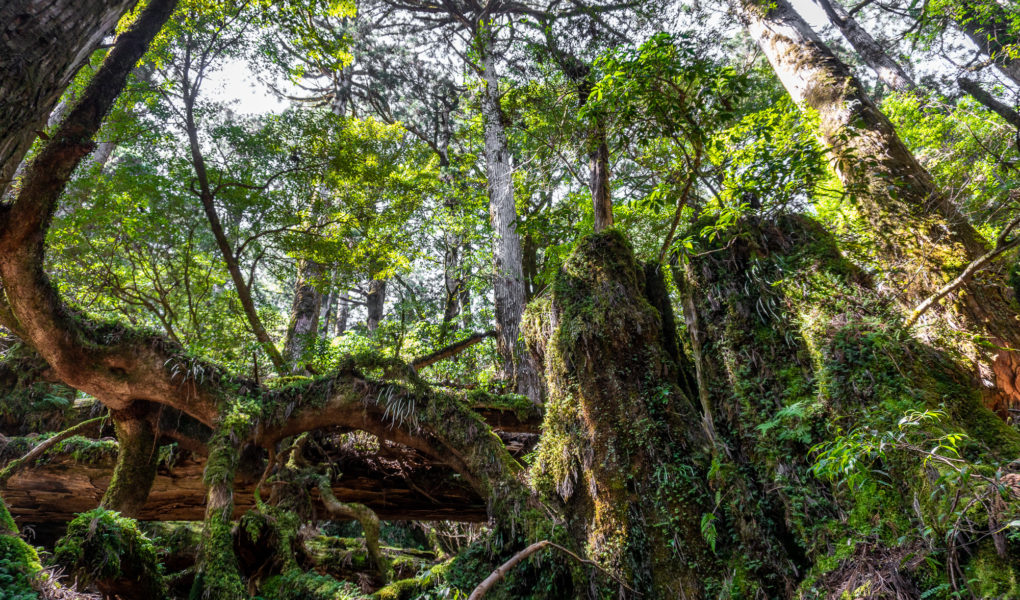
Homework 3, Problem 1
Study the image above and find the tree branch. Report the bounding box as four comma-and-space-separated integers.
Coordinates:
411, 331, 496, 370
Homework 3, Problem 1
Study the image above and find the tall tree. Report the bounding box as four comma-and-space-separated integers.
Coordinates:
731, 0, 1020, 410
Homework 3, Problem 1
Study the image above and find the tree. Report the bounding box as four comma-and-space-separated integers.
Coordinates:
731, 0, 1020, 411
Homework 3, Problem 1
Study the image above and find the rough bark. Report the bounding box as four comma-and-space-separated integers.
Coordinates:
674, 214, 1020, 598
815, 0, 916, 91
283, 259, 324, 372
950, 0, 1020, 87
478, 31, 543, 403
734, 0, 1020, 413
524, 231, 712, 598
0, 0, 140, 197
441, 234, 464, 339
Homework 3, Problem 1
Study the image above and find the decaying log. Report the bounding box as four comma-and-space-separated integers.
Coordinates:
3, 450, 488, 524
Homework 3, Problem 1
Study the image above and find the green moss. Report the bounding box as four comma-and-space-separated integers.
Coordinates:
53, 508, 167, 598
0, 495, 42, 600
372, 578, 421, 600
256, 570, 362, 600
964, 543, 1020, 598
52, 435, 118, 464
524, 230, 713, 596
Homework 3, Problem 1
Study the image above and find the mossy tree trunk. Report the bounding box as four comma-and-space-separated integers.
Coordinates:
101, 403, 160, 516
524, 231, 713, 599
731, 0, 1020, 415
674, 214, 1020, 598
191, 429, 246, 600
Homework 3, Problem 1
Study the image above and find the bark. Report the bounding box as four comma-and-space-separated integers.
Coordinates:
318, 480, 389, 582
100, 406, 159, 516
0, 0, 139, 197
192, 433, 245, 600
674, 214, 1020, 598
365, 277, 386, 331
478, 31, 543, 403
951, 0, 1020, 87
283, 259, 324, 372
815, 0, 916, 91
335, 295, 350, 336
441, 233, 464, 340
411, 330, 496, 370
733, 0, 1020, 413
589, 125, 613, 231
319, 271, 337, 337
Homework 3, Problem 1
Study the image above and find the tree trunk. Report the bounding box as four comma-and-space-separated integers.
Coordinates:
959, 76, 1020, 128
733, 0, 1020, 413
191, 432, 245, 600
441, 232, 463, 341
283, 259, 324, 372
673, 214, 1020, 598
478, 31, 542, 403
100, 405, 159, 516
524, 231, 712, 597
0, 0, 139, 197
366, 278, 386, 331
951, 0, 1020, 87
185, 99, 287, 374
816, 0, 916, 91
589, 127, 612, 231
336, 295, 350, 336
579, 78, 612, 232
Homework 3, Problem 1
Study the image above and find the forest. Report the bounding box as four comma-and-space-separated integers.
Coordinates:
1, 0, 1020, 598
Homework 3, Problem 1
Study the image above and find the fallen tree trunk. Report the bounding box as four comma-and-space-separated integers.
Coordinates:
1, 444, 490, 524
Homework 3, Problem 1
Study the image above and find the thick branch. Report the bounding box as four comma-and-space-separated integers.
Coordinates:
958, 77, 1020, 130
411, 330, 496, 370
318, 479, 389, 582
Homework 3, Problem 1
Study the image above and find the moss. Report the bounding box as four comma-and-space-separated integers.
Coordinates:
255, 570, 362, 600
462, 388, 540, 422
191, 428, 246, 600
53, 508, 168, 598
524, 230, 714, 596
964, 543, 1020, 599
372, 578, 421, 600
676, 214, 1020, 596
0, 496, 42, 600
52, 435, 118, 464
